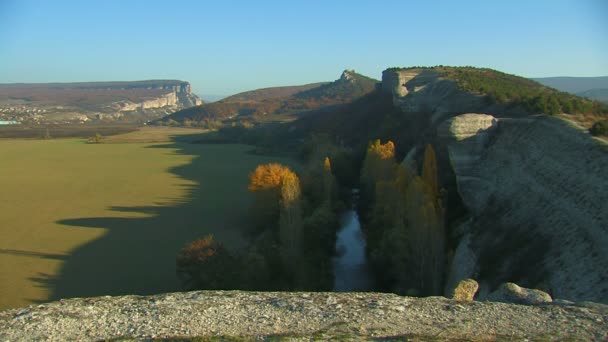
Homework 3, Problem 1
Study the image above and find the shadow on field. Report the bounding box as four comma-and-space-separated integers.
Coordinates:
37, 134, 290, 302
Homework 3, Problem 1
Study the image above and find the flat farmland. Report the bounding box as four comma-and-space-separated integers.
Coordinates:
0, 128, 295, 310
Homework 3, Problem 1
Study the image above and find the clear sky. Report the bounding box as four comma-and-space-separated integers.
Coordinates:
1, 0, 606, 97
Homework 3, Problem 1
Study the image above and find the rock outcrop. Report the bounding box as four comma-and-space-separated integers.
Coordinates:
488, 282, 553, 305
113, 81, 202, 112
381, 69, 532, 125
1, 291, 606, 341
381, 69, 488, 123
452, 279, 479, 302
440, 113, 608, 303
438, 113, 498, 213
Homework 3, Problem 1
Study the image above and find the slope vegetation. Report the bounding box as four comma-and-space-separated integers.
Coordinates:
158, 70, 378, 126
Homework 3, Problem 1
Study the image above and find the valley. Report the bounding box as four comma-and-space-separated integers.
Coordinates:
0, 128, 296, 310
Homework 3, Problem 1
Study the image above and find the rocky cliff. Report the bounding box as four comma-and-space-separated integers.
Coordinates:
1, 291, 606, 340
381, 68, 538, 124
439, 114, 608, 303
0, 80, 202, 123
111, 81, 202, 112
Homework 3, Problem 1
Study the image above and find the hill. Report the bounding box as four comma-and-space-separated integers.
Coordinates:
221, 82, 327, 102
284, 67, 607, 153
0, 80, 202, 124
577, 88, 608, 104
532, 76, 608, 94
278, 66, 608, 303
157, 70, 378, 126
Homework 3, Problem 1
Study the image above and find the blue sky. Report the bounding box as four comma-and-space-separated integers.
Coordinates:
1, 0, 606, 97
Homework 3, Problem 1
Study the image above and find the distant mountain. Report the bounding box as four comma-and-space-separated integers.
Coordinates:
198, 94, 226, 103
532, 76, 608, 94
576, 88, 608, 104
221, 83, 327, 102
159, 70, 378, 126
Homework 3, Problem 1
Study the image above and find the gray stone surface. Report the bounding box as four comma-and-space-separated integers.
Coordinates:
441, 114, 608, 303
1, 291, 607, 341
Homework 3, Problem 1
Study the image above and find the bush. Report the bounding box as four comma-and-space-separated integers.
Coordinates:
176, 235, 239, 290
590, 120, 608, 136
87, 133, 103, 144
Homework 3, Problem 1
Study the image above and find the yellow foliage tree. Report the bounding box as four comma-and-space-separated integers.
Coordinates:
361, 139, 397, 197
248, 163, 294, 192
279, 171, 303, 275
322, 156, 336, 204
248, 163, 298, 229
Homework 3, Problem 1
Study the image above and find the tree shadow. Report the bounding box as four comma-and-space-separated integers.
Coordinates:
39, 134, 295, 302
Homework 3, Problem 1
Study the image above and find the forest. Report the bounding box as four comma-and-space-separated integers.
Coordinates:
177, 136, 448, 296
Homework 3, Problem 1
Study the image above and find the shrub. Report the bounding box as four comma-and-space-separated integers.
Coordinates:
87, 133, 104, 144
590, 120, 608, 136
176, 235, 238, 290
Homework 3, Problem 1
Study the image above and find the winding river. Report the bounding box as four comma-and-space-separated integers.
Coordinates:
333, 190, 373, 291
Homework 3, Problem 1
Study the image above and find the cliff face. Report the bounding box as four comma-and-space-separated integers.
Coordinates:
440, 114, 608, 303
115, 81, 202, 112
0, 80, 202, 123
1, 291, 606, 340
381, 69, 531, 125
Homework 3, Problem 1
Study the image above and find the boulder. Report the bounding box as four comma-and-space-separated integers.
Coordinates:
438, 113, 498, 214
487, 282, 552, 305
451, 278, 479, 302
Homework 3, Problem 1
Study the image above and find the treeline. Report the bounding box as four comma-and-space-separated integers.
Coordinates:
176, 136, 351, 291
359, 140, 446, 295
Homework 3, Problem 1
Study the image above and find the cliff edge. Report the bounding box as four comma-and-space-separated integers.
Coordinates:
1, 291, 607, 341
440, 114, 608, 303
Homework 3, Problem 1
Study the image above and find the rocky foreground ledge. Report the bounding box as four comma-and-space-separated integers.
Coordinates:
1, 291, 607, 341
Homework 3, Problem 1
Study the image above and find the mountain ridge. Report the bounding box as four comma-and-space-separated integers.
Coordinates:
158, 69, 378, 126
532, 76, 608, 94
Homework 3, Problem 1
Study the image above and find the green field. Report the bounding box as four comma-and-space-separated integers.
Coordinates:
0, 130, 296, 310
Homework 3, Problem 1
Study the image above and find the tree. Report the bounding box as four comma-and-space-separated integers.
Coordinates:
360, 139, 397, 215
279, 170, 303, 280
322, 156, 336, 205
248, 163, 296, 229
361, 140, 396, 188
176, 235, 237, 290
421, 144, 438, 197
402, 146, 445, 295
88, 132, 103, 144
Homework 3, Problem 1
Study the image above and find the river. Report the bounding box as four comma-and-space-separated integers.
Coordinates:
333, 191, 373, 291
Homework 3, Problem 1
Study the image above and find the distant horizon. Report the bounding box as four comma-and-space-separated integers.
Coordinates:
2, 69, 608, 99
1, 1, 607, 96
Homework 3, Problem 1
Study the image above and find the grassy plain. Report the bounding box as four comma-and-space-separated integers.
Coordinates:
0, 127, 296, 310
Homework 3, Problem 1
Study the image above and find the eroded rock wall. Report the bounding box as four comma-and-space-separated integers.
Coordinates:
441, 114, 608, 303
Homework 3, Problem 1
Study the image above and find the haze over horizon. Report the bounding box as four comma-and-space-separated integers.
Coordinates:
1, 0, 606, 97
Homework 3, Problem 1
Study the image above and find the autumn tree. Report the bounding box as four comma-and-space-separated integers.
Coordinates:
248, 163, 296, 230
248, 163, 304, 285
362, 140, 446, 295
176, 235, 238, 290
279, 170, 303, 280
360, 139, 397, 190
